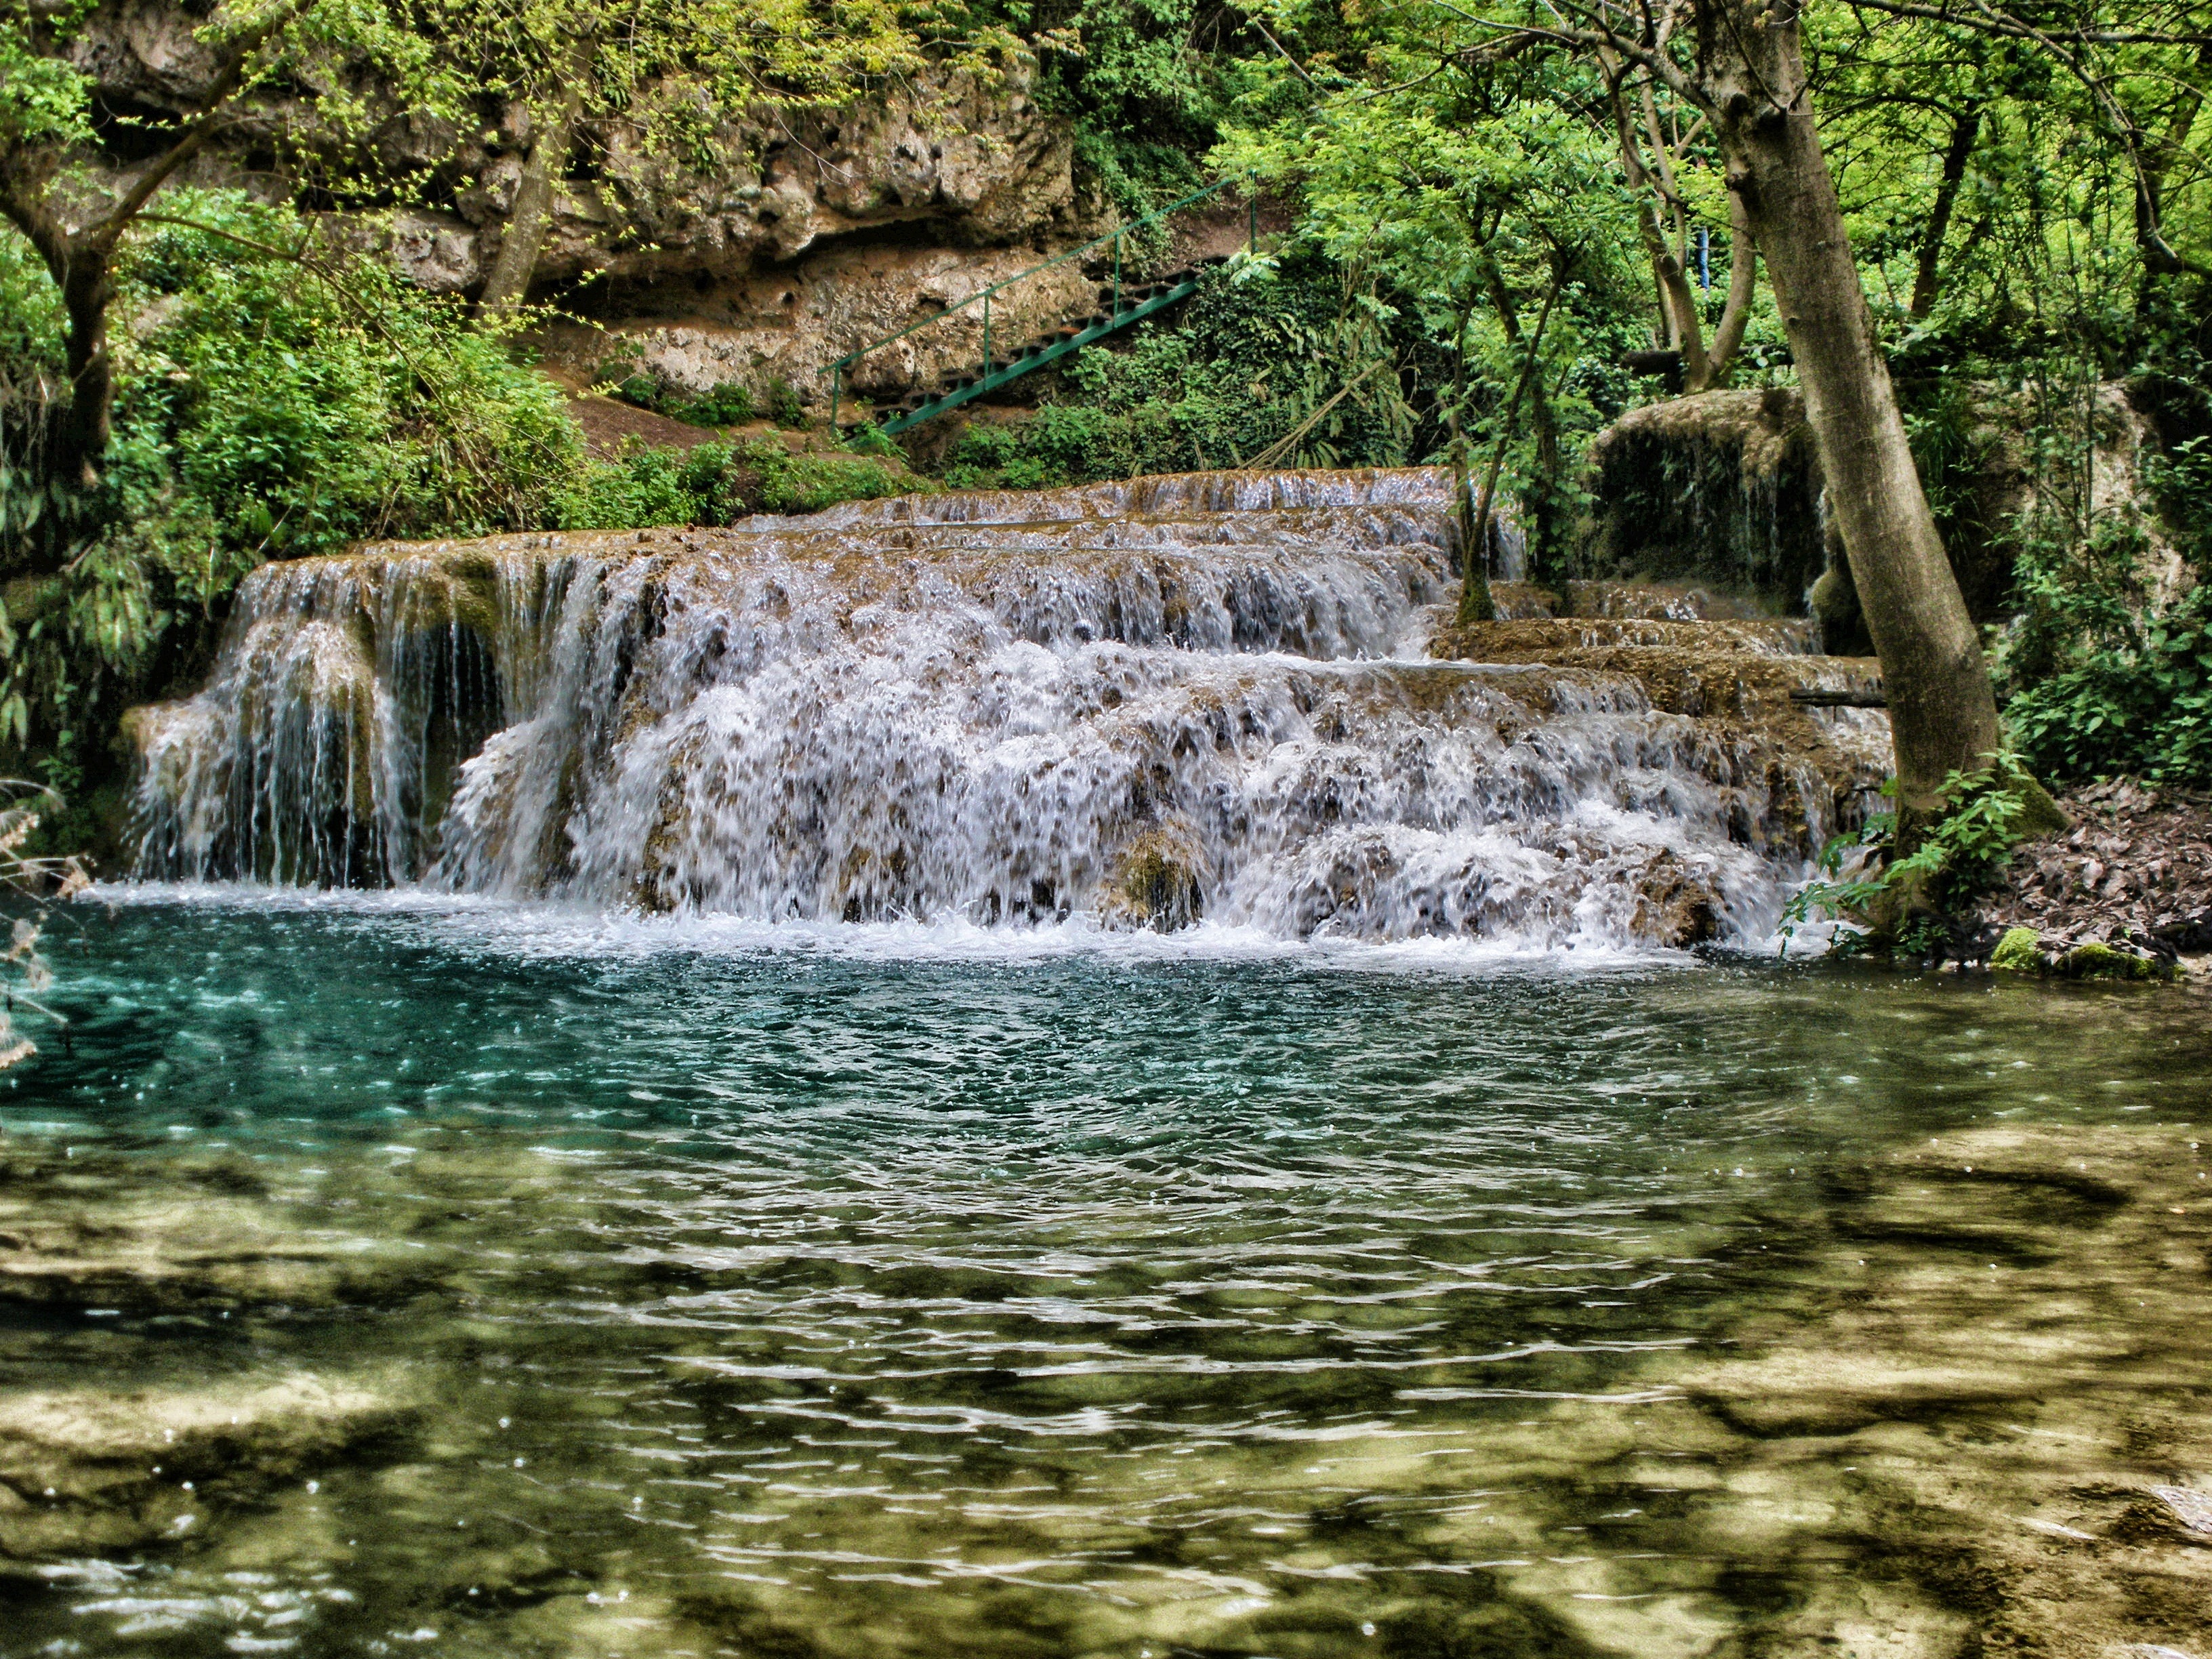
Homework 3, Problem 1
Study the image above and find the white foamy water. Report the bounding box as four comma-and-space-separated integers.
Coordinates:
127, 468, 1885, 949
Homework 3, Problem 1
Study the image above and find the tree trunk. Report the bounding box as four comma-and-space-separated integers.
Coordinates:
1702, 194, 1758, 380
1444, 288, 1494, 623
1909, 106, 1980, 319
1603, 57, 1757, 394
1463, 279, 1558, 623
2134, 43, 2209, 283
1694, 0, 2001, 827
56, 244, 114, 491
1483, 253, 1564, 586
478, 75, 585, 318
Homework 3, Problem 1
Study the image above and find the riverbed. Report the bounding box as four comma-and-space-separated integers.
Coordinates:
2, 897, 2207, 1657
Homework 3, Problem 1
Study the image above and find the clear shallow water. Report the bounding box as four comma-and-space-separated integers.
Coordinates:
3, 898, 2210, 1658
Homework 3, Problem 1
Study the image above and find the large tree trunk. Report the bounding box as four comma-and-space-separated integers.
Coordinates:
477, 76, 585, 319
1695, 0, 2003, 827
56, 247, 115, 489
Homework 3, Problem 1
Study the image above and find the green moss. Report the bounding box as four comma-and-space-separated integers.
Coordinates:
1104, 830, 1206, 932
2060, 941, 2159, 980
1989, 926, 2045, 972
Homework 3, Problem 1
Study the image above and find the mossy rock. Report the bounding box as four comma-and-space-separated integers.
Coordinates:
2059, 941, 2166, 981
1988, 927, 2045, 973
1102, 828, 1206, 932
1577, 388, 1825, 607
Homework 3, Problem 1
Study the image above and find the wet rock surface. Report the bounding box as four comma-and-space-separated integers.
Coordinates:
0, 1149, 451, 1313
0, 1371, 414, 1561
126, 469, 1879, 948
1430, 614, 1891, 850
3, 1109, 2209, 1654
1578, 388, 1828, 610
1655, 1123, 2212, 1658
70, 12, 1099, 409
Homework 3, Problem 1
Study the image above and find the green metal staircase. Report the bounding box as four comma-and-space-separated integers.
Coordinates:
825, 176, 1254, 436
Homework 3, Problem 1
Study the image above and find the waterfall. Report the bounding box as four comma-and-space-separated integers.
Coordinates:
127, 468, 1888, 948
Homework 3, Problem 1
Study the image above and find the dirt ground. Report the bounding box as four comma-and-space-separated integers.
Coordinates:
1973, 778, 2212, 964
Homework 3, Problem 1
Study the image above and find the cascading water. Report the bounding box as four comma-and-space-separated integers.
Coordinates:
127, 468, 1889, 947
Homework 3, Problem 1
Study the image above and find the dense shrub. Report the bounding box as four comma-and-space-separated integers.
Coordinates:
1, 194, 587, 763
570, 439, 925, 527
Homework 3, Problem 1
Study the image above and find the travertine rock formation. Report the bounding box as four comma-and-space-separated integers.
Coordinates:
67, 5, 1097, 409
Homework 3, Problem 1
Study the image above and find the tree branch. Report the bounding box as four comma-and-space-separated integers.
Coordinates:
1830, 0, 2211, 47
89, 0, 319, 249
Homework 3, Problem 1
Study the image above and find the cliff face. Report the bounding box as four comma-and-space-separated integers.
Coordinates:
411, 72, 1079, 292
72, 6, 1093, 410
530, 243, 1099, 411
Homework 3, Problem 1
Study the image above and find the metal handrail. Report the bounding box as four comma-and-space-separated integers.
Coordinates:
823, 171, 1256, 428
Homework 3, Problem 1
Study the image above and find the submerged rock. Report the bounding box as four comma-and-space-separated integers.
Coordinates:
2150, 1485, 2212, 1538
1660, 1123, 2212, 1656
1101, 826, 1207, 931
0, 1149, 450, 1314
0, 1372, 413, 1561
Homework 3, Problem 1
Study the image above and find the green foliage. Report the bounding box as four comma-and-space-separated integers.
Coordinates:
1204, 5, 1672, 578
766, 377, 807, 430
1782, 754, 2045, 951
1, 193, 586, 759
1028, 0, 1234, 219
0, 193, 922, 769
680, 382, 758, 427
2006, 584, 2212, 785
600, 364, 757, 428
744, 445, 920, 514
941, 255, 1419, 489
562, 444, 736, 530
1996, 361, 2212, 787
564, 438, 926, 526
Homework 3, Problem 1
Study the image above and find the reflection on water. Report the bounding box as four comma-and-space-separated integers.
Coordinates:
1, 899, 2209, 1657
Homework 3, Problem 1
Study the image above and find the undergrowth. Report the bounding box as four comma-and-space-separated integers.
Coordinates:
568, 439, 925, 528
1782, 753, 2044, 957
937, 253, 1421, 488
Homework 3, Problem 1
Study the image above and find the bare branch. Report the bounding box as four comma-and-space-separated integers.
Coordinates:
1830, 0, 2212, 47
90, 0, 320, 249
